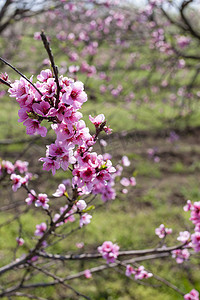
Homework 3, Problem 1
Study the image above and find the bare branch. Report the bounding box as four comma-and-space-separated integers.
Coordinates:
180, 0, 200, 40
36, 243, 186, 261
0, 57, 43, 96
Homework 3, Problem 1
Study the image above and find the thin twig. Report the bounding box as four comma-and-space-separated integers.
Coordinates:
0, 57, 43, 96
36, 243, 186, 261
31, 264, 91, 300
0, 77, 11, 87
8, 292, 48, 300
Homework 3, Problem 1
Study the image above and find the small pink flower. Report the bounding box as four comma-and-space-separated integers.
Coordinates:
25, 190, 37, 205
184, 289, 199, 300
35, 222, 47, 236
120, 177, 130, 187
39, 157, 60, 175
155, 224, 172, 239
89, 114, 105, 127
130, 177, 136, 186
177, 231, 190, 243
122, 188, 128, 194
84, 269, 92, 279
53, 184, 66, 197
10, 174, 22, 192
172, 249, 190, 264
184, 200, 193, 212
69, 65, 80, 73
2, 160, 15, 174
80, 213, 92, 228
100, 139, 107, 147
76, 242, 84, 249
134, 265, 153, 280
98, 241, 119, 263
121, 155, 130, 167
125, 264, 134, 277
76, 200, 87, 211
103, 125, 112, 134
35, 193, 49, 210
16, 237, 24, 246
191, 232, 200, 252
23, 119, 47, 137
34, 32, 41, 40
37, 69, 52, 82
14, 160, 28, 174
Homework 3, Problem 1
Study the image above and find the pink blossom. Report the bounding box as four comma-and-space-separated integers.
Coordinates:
84, 269, 92, 279
76, 242, 84, 249
53, 184, 66, 197
1, 160, 14, 174
134, 265, 153, 280
184, 289, 199, 300
103, 125, 112, 134
37, 69, 52, 82
20, 174, 31, 185
76, 200, 87, 211
177, 231, 190, 243
89, 114, 105, 127
10, 174, 22, 192
80, 213, 92, 227
35, 222, 47, 236
62, 81, 87, 109
23, 119, 47, 137
191, 232, 200, 252
120, 177, 130, 187
121, 155, 130, 167
39, 157, 60, 175
172, 249, 190, 264
178, 59, 185, 69
9, 78, 31, 105
14, 160, 29, 174
32, 101, 50, 117
34, 32, 41, 40
125, 264, 134, 276
177, 36, 191, 49
98, 241, 119, 263
130, 177, 136, 186
35, 193, 49, 210
100, 139, 107, 147
69, 65, 80, 73
16, 237, 24, 246
155, 224, 172, 239
190, 202, 200, 225
25, 190, 37, 205
184, 200, 193, 212
103, 153, 112, 160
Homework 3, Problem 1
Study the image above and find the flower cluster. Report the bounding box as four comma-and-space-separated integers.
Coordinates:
176, 35, 191, 49
98, 241, 119, 263
171, 249, 190, 264
0, 159, 33, 192
184, 289, 199, 300
7, 69, 117, 202
184, 200, 200, 252
155, 224, 172, 239
0, 159, 29, 176
125, 265, 153, 280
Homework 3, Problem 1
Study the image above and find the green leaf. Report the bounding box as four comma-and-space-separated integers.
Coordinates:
64, 191, 69, 198
27, 112, 39, 120
82, 205, 95, 213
